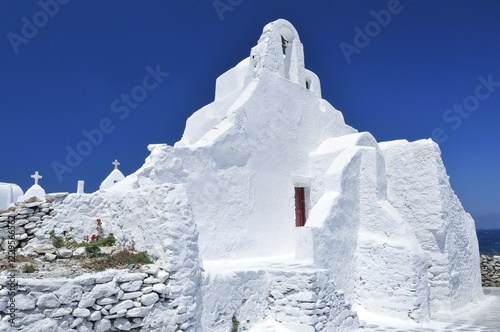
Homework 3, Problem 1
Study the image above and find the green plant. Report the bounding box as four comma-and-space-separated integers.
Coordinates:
83, 249, 153, 271
231, 316, 239, 332
84, 242, 101, 258
22, 264, 36, 273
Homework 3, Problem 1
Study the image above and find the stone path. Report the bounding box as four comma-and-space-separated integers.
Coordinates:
358, 288, 500, 332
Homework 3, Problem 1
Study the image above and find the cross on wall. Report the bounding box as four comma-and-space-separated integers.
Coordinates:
112, 159, 120, 170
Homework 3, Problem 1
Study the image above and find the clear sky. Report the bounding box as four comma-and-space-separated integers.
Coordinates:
1, 1, 499, 228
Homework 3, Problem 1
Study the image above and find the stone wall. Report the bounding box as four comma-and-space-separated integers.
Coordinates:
481, 255, 500, 287
201, 265, 358, 332
0, 265, 199, 331
0, 194, 66, 254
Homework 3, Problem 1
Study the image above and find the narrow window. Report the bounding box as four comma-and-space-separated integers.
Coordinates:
281, 35, 288, 56
305, 80, 310, 90
295, 187, 306, 227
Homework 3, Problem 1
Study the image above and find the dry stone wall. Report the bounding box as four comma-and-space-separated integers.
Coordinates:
0, 265, 199, 331
0, 195, 66, 254
481, 255, 500, 287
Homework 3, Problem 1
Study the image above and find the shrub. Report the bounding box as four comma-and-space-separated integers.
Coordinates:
231, 316, 239, 332
84, 243, 101, 258
22, 264, 36, 273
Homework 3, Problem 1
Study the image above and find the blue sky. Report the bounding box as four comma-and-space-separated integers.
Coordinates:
1, 1, 499, 228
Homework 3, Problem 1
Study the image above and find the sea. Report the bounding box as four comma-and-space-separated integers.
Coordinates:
476, 229, 500, 255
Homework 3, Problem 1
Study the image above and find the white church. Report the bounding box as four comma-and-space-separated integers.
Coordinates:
17, 19, 483, 331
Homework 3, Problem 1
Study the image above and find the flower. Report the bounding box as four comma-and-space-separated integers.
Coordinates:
108, 233, 114, 237
96, 218, 102, 224
90, 234, 97, 242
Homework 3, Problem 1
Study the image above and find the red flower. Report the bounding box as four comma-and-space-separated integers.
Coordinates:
108, 233, 114, 237
90, 234, 97, 242
96, 227, 100, 231
96, 219, 101, 224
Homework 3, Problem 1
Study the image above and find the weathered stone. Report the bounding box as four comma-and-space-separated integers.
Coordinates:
110, 300, 134, 314
49, 306, 73, 318
114, 317, 132, 331
71, 317, 84, 328
141, 292, 159, 306
14, 233, 28, 240
157, 270, 169, 282
14, 294, 36, 311
94, 319, 112, 332
143, 277, 161, 284
55, 247, 73, 258
44, 253, 57, 261
92, 281, 119, 298
1, 239, 18, 250
35, 244, 57, 254
121, 291, 143, 300
120, 280, 143, 292
36, 293, 60, 308
73, 307, 91, 317
90, 310, 102, 321
55, 284, 83, 304
78, 292, 96, 307
73, 247, 87, 257
139, 264, 159, 275
25, 201, 42, 208
14, 219, 29, 227
95, 274, 114, 284
24, 222, 37, 230
100, 246, 114, 255
116, 273, 147, 282
127, 306, 150, 318
96, 297, 118, 305
27, 216, 41, 222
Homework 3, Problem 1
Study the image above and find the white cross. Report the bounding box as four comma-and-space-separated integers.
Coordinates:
112, 159, 120, 170
31, 171, 42, 185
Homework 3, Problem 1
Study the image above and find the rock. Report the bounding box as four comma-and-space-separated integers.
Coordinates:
114, 318, 132, 331
96, 297, 119, 305
73, 307, 91, 318
121, 291, 144, 300
35, 244, 56, 254
73, 247, 87, 257
24, 222, 37, 229
152, 283, 169, 295
49, 307, 73, 318
28, 216, 41, 222
110, 300, 134, 314
120, 280, 143, 292
116, 273, 147, 282
92, 281, 119, 298
139, 264, 159, 275
100, 246, 115, 255
14, 294, 36, 311
143, 277, 161, 284
126, 306, 151, 318
71, 317, 84, 328
55, 247, 73, 258
14, 233, 28, 240
14, 219, 29, 227
55, 284, 83, 304
78, 293, 96, 308
141, 292, 159, 306
90, 310, 102, 321
1, 239, 18, 250
94, 319, 112, 332
36, 293, 60, 308
44, 253, 57, 262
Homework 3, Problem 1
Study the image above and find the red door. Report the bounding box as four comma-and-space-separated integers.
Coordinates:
295, 187, 306, 227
